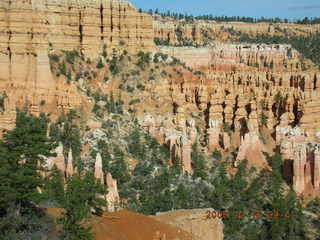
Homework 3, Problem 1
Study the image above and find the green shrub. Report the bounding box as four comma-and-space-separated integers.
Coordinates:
96, 59, 104, 69
110, 56, 120, 75
102, 44, 108, 58
212, 149, 222, 160
59, 61, 67, 76
260, 112, 268, 126
129, 99, 141, 105
64, 50, 79, 64
223, 122, 232, 135
49, 54, 60, 63
126, 86, 135, 93
137, 84, 145, 91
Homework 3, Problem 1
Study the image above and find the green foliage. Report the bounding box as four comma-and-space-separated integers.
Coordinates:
0, 204, 55, 239
0, 92, 8, 112
49, 54, 60, 63
154, 38, 170, 46
92, 103, 102, 118
0, 110, 56, 214
212, 149, 222, 160
136, 51, 151, 69
96, 59, 104, 69
63, 50, 80, 65
260, 153, 308, 240
109, 146, 130, 186
306, 197, 320, 215
223, 122, 233, 135
191, 144, 208, 179
274, 92, 283, 105
105, 93, 124, 115
237, 33, 320, 66
102, 44, 108, 58
49, 111, 82, 172
43, 165, 65, 206
58, 172, 107, 240
109, 56, 120, 75
175, 29, 199, 47
126, 85, 135, 93
0, 110, 56, 238
136, 83, 145, 91
260, 112, 268, 127
59, 60, 67, 76
129, 99, 141, 105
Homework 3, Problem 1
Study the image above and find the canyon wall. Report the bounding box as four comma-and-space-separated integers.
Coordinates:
0, 0, 154, 131
139, 44, 320, 195
159, 43, 300, 72
154, 17, 320, 45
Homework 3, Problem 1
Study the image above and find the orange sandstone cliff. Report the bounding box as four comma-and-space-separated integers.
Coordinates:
0, 0, 154, 131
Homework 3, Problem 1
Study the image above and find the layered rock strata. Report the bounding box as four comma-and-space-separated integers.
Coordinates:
0, 0, 154, 131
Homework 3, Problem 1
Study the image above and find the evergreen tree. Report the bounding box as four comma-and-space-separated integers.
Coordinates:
43, 165, 65, 206
282, 189, 307, 239
0, 110, 56, 215
59, 172, 107, 240
0, 110, 56, 237
210, 161, 231, 209
191, 143, 208, 179
109, 145, 130, 186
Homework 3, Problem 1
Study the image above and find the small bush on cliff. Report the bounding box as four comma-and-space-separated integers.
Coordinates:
0, 92, 8, 112
129, 99, 141, 105
136, 51, 151, 69
96, 59, 104, 69
64, 50, 80, 64
223, 122, 233, 135
49, 54, 60, 63
212, 149, 222, 160
109, 56, 120, 75
260, 112, 268, 127
59, 61, 67, 76
102, 44, 108, 58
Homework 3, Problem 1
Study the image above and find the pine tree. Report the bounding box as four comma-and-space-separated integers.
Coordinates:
59, 172, 107, 240
210, 161, 231, 209
0, 110, 57, 237
110, 146, 130, 186
43, 165, 65, 206
191, 143, 208, 179
283, 189, 307, 239
0, 110, 56, 215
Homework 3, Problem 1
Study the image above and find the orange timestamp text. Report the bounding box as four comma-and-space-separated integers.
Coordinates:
205, 209, 291, 219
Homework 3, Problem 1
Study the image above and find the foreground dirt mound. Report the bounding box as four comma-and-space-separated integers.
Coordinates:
152, 209, 224, 240
46, 208, 192, 240
92, 210, 192, 240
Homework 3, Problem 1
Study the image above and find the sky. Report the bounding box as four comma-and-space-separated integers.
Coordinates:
130, 0, 320, 20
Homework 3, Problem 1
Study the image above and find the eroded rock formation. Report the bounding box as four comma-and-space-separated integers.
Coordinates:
0, 0, 154, 131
